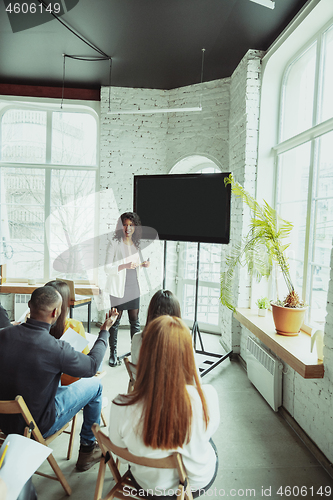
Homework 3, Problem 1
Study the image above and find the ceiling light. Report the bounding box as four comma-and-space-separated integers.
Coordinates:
249, 0, 275, 9
107, 106, 202, 115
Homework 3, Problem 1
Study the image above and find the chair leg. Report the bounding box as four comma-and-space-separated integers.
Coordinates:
67, 414, 78, 460
94, 458, 106, 500
47, 453, 72, 495
101, 409, 107, 427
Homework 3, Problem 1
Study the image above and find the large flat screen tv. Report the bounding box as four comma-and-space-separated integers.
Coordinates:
133, 173, 231, 244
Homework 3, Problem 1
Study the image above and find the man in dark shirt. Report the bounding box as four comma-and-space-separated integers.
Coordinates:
0, 286, 118, 472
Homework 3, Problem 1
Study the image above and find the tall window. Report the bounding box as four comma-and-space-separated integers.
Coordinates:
0, 106, 98, 283
275, 21, 333, 325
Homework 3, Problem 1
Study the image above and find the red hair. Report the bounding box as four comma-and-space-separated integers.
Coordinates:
114, 316, 209, 449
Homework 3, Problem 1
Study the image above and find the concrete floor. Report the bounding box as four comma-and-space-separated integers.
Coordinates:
33, 328, 333, 500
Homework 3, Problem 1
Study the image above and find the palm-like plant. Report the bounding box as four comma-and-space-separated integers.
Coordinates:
220, 174, 302, 312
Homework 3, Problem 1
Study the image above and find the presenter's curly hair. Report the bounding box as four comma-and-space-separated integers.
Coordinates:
113, 212, 142, 248
113, 315, 209, 449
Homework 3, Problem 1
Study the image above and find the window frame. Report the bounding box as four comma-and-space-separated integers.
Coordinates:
273, 17, 333, 327
0, 99, 100, 284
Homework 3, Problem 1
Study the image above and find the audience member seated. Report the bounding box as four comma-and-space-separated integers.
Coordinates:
45, 280, 89, 352
45, 280, 89, 385
131, 290, 181, 364
0, 304, 12, 329
110, 315, 219, 498
0, 286, 118, 472
0, 303, 26, 329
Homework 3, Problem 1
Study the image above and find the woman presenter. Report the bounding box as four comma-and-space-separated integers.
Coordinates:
104, 212, 150, 367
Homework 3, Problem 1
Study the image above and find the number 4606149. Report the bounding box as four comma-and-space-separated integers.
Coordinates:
5, 3, 61, 14
276, 485, 331, 496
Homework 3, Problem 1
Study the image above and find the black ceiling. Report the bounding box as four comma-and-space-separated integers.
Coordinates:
0, 0, 309, 91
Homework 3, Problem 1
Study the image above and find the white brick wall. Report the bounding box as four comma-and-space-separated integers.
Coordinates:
220, 50, 264, 353
99, 77, 232, 324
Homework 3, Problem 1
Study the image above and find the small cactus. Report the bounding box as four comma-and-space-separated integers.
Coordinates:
284, 290, 303, 308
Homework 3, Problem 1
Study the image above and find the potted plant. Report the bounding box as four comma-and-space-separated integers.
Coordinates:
220, 174, 306, 335
256, 297, 270, 317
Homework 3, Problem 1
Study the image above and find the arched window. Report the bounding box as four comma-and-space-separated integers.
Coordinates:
0, 103, 98, 283
274, 20, 333, 325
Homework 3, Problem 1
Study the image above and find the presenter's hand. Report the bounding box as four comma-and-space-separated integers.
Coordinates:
142, 260, 150, 268
126, 261, 138, 269
101, 308, 119, 331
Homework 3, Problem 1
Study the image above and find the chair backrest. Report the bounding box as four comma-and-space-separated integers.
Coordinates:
92, 423, 193, 500
0, 395, 73, 495
124, 357, 137, 393
56, 277, 76, 300
0, 396, 43, 440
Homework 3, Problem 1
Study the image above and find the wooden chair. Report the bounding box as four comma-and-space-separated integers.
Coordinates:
0, 395, 77, 495
92, 423, 193, 500
124, 357, 137, 393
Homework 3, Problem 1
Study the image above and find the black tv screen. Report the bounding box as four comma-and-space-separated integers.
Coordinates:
133, 173, 231, 244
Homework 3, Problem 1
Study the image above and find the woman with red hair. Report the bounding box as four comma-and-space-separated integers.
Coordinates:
109, 315, 219, 497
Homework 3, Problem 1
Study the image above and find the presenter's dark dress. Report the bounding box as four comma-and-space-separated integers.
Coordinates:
110, 268, 140, 311
109, 267, 141, 367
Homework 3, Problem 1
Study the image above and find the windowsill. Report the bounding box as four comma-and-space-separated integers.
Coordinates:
0, 283, 101, 296
234, 308, 324, 379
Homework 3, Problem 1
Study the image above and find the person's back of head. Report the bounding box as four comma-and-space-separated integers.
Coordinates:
126, 315, 209, 450
28, 286, 62, 324
45, 280, 70, 338
145, 290, 181, 327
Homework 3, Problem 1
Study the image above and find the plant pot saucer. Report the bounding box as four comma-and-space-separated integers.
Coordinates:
275, 329, 299, 336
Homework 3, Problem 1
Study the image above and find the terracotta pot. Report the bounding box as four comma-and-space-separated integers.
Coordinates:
271, 303, 307, 336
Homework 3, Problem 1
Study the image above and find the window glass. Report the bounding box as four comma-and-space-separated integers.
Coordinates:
281, 43, 316, 141
277, 142, 311, 295
51, 112, 97, 166
320, 26, 333, 122
309, 130, 333, 323
0, 105, 98, 282
196, 285, 220, 325
278, 23, 333, 327
0, 110, 46, 163
49, 169, 96, 281
183, 242, 197, 280
198, 243, 221, 283
0, 167, 45, 279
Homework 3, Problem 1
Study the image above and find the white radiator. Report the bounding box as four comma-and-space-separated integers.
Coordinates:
246, 336, 282, 411
14, 294, 30, 322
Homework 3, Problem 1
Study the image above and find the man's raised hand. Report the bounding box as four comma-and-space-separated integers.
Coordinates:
101, 308, 119, 331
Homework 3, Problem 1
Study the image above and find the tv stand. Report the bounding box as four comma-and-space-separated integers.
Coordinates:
191, 242, 232, 376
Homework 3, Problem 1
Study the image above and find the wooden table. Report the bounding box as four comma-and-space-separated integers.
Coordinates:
0, 283, 100, 333
69, 297, 92, 332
